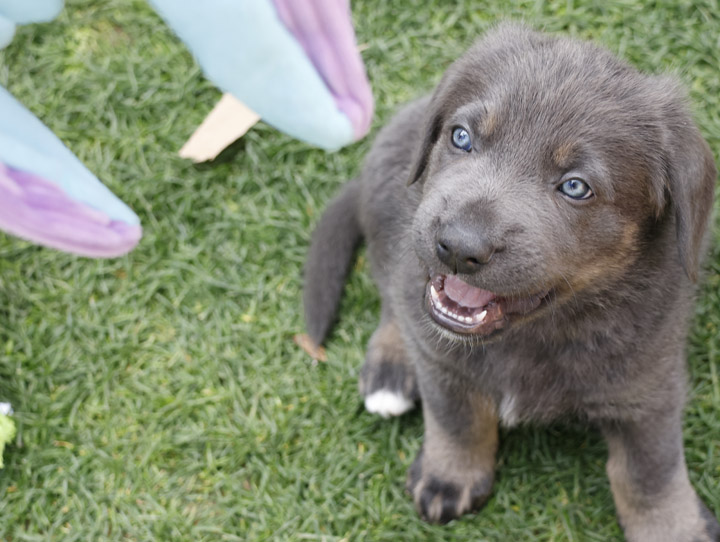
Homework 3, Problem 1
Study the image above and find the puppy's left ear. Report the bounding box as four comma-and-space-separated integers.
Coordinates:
407, 59, 458, 186
662, 97, 717, 282
407, 113, 443, 186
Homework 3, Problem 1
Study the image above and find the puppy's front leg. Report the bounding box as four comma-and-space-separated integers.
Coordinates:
359, 311, 419, 418
406, 374, 498, 523
603, 412, 720, 542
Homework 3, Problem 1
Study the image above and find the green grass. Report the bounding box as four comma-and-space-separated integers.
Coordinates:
0, 0, 719, 540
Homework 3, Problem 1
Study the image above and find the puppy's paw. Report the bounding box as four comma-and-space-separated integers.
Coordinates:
364, 388, 415, 418
359, 321, 419, 417
696, 501, 720, 542
616, 491, 720, 542
405, 449, 493, 523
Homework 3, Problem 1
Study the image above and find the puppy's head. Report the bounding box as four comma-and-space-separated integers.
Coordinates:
410, 24, 716, 339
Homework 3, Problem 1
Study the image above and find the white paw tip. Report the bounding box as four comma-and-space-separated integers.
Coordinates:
364, 389, 415, 418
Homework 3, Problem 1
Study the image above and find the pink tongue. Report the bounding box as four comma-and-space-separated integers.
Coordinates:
444, 275, 496, 308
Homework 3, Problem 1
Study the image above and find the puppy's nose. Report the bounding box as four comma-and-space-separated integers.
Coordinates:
435, 224, 497, 274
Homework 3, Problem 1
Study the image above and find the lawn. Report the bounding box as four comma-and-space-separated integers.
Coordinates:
0, 0, 719, 540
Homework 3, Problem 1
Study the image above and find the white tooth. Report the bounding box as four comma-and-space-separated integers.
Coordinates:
476, 310, 487, 322
430, 285, 439, 300
464, 316, 473, 323
440, 306, 449, 314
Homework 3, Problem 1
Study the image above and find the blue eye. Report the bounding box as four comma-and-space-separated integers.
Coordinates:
559, 178, 593, 200
451, 127, 472, 151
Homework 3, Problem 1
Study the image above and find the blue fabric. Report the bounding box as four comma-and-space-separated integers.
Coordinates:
0, 86, 140, 225
0, 0, 63, 50
0, 14, 13, 48
0, 0, 63, 24
148, 0, 354, 150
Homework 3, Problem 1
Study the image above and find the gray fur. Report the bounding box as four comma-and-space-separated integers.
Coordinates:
303, 23, 718, 541
303, 177, 363, 345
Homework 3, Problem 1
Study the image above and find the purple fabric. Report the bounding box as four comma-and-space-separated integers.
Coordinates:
0, 163, 141, 257
272, 0, 373, 140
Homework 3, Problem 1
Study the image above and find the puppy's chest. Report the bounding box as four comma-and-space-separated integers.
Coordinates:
473, 348, 624, 426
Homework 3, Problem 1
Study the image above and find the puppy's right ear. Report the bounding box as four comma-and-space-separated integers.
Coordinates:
407, 113, 443, 186
664, 128, 716, 282
654, 77, 718, 282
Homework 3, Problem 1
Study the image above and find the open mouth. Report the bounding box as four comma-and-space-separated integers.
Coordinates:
426, 274, 548, 336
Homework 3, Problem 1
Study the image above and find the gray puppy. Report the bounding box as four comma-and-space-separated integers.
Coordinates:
303, 24, 719, 541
